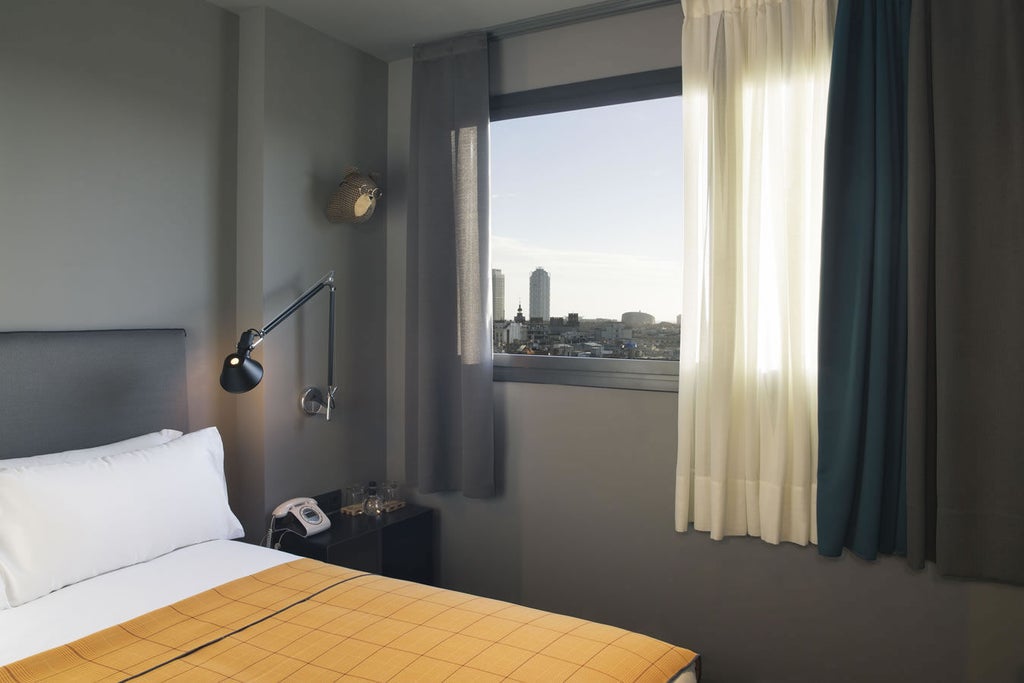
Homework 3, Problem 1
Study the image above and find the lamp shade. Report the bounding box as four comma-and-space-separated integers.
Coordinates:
219, 352, 263, 393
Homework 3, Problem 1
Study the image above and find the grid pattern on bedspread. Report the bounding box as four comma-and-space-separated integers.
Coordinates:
0, 559, 697, 682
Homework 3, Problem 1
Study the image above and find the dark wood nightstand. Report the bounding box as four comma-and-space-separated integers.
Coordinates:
278, 504, 435, 585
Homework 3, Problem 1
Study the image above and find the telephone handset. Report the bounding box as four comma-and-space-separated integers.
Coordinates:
272, 497, 331, 537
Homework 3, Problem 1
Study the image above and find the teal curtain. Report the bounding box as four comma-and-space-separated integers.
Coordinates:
817, 0, 910, 559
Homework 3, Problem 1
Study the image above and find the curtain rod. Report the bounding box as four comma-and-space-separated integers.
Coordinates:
486, 0, 678, 41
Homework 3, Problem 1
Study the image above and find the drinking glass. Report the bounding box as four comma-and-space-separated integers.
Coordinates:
344, 485, 365, 509
381, 481, 401, 505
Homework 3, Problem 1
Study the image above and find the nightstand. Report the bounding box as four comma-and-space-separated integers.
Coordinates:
278, 503, 435, 585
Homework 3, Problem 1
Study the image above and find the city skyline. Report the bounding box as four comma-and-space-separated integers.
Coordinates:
490, 96, 683, 324
493, 293, 680, 361
493, 263, 672, 323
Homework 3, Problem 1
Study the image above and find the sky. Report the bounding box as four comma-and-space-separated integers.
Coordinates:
490, 96, 683, 323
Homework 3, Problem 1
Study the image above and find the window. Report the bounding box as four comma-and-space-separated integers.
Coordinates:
489, 69, 682, 391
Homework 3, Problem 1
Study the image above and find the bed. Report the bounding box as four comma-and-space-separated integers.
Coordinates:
0, 329, 700, 682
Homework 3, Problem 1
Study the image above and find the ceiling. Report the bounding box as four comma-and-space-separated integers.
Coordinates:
206, 0, 628, 62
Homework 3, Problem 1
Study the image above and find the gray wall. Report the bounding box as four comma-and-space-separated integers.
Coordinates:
418, 384, 1024, 683
259, 7, 388, 527
0, 0, 238, 455
0, 1, 390, 542
386, 7, 1024, 682
233, 7, 388, 539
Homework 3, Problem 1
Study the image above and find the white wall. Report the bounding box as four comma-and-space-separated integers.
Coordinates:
385, 6, 1024, 682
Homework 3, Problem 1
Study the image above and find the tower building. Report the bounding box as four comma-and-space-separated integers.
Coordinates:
529, 267, 550, 321
492, 269, 505, 321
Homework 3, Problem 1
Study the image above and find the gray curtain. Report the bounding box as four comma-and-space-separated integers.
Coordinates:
405, 33, 495, 498
906, 1, 1024, 583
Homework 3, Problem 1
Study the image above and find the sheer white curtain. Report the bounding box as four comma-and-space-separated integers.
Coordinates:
676, 0, 835, 545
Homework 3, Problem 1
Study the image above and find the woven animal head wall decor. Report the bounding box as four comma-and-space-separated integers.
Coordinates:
326, 169, 383, 224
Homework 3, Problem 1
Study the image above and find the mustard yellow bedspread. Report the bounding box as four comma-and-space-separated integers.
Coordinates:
1, 559, 698, 682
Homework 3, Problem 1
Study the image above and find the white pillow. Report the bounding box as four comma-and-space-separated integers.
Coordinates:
0, 427, 243, 608
0, 429, 183, 470
0, 429, 183, 608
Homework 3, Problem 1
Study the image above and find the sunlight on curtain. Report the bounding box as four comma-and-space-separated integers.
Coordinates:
451, 126, 484, 364
676, 0, 836, 545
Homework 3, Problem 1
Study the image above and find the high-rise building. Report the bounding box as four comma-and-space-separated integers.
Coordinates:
492, 269, 505, 321
529, 267, 550, 321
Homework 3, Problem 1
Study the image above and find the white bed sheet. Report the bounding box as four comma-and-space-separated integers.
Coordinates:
0, 539, 295, 666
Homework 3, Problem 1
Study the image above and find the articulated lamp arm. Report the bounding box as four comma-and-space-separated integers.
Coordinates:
220, 271, 337, 421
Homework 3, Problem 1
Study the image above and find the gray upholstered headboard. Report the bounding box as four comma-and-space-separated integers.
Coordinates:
0, 329, 188, 459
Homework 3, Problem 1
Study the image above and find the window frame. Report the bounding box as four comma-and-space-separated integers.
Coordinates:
489, 67, 682, 393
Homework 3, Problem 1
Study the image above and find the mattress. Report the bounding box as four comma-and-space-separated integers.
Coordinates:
0, 543, 699, 682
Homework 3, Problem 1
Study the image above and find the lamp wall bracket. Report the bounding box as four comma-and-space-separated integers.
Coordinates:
300, 385, 337, 421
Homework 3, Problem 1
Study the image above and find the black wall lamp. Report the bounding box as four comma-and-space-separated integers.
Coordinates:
220, 271, 337, 421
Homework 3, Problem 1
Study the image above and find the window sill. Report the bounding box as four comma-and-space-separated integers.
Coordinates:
493, 354, 679, 392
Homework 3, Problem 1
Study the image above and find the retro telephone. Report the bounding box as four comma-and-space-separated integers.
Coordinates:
271, 497, 331, 538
